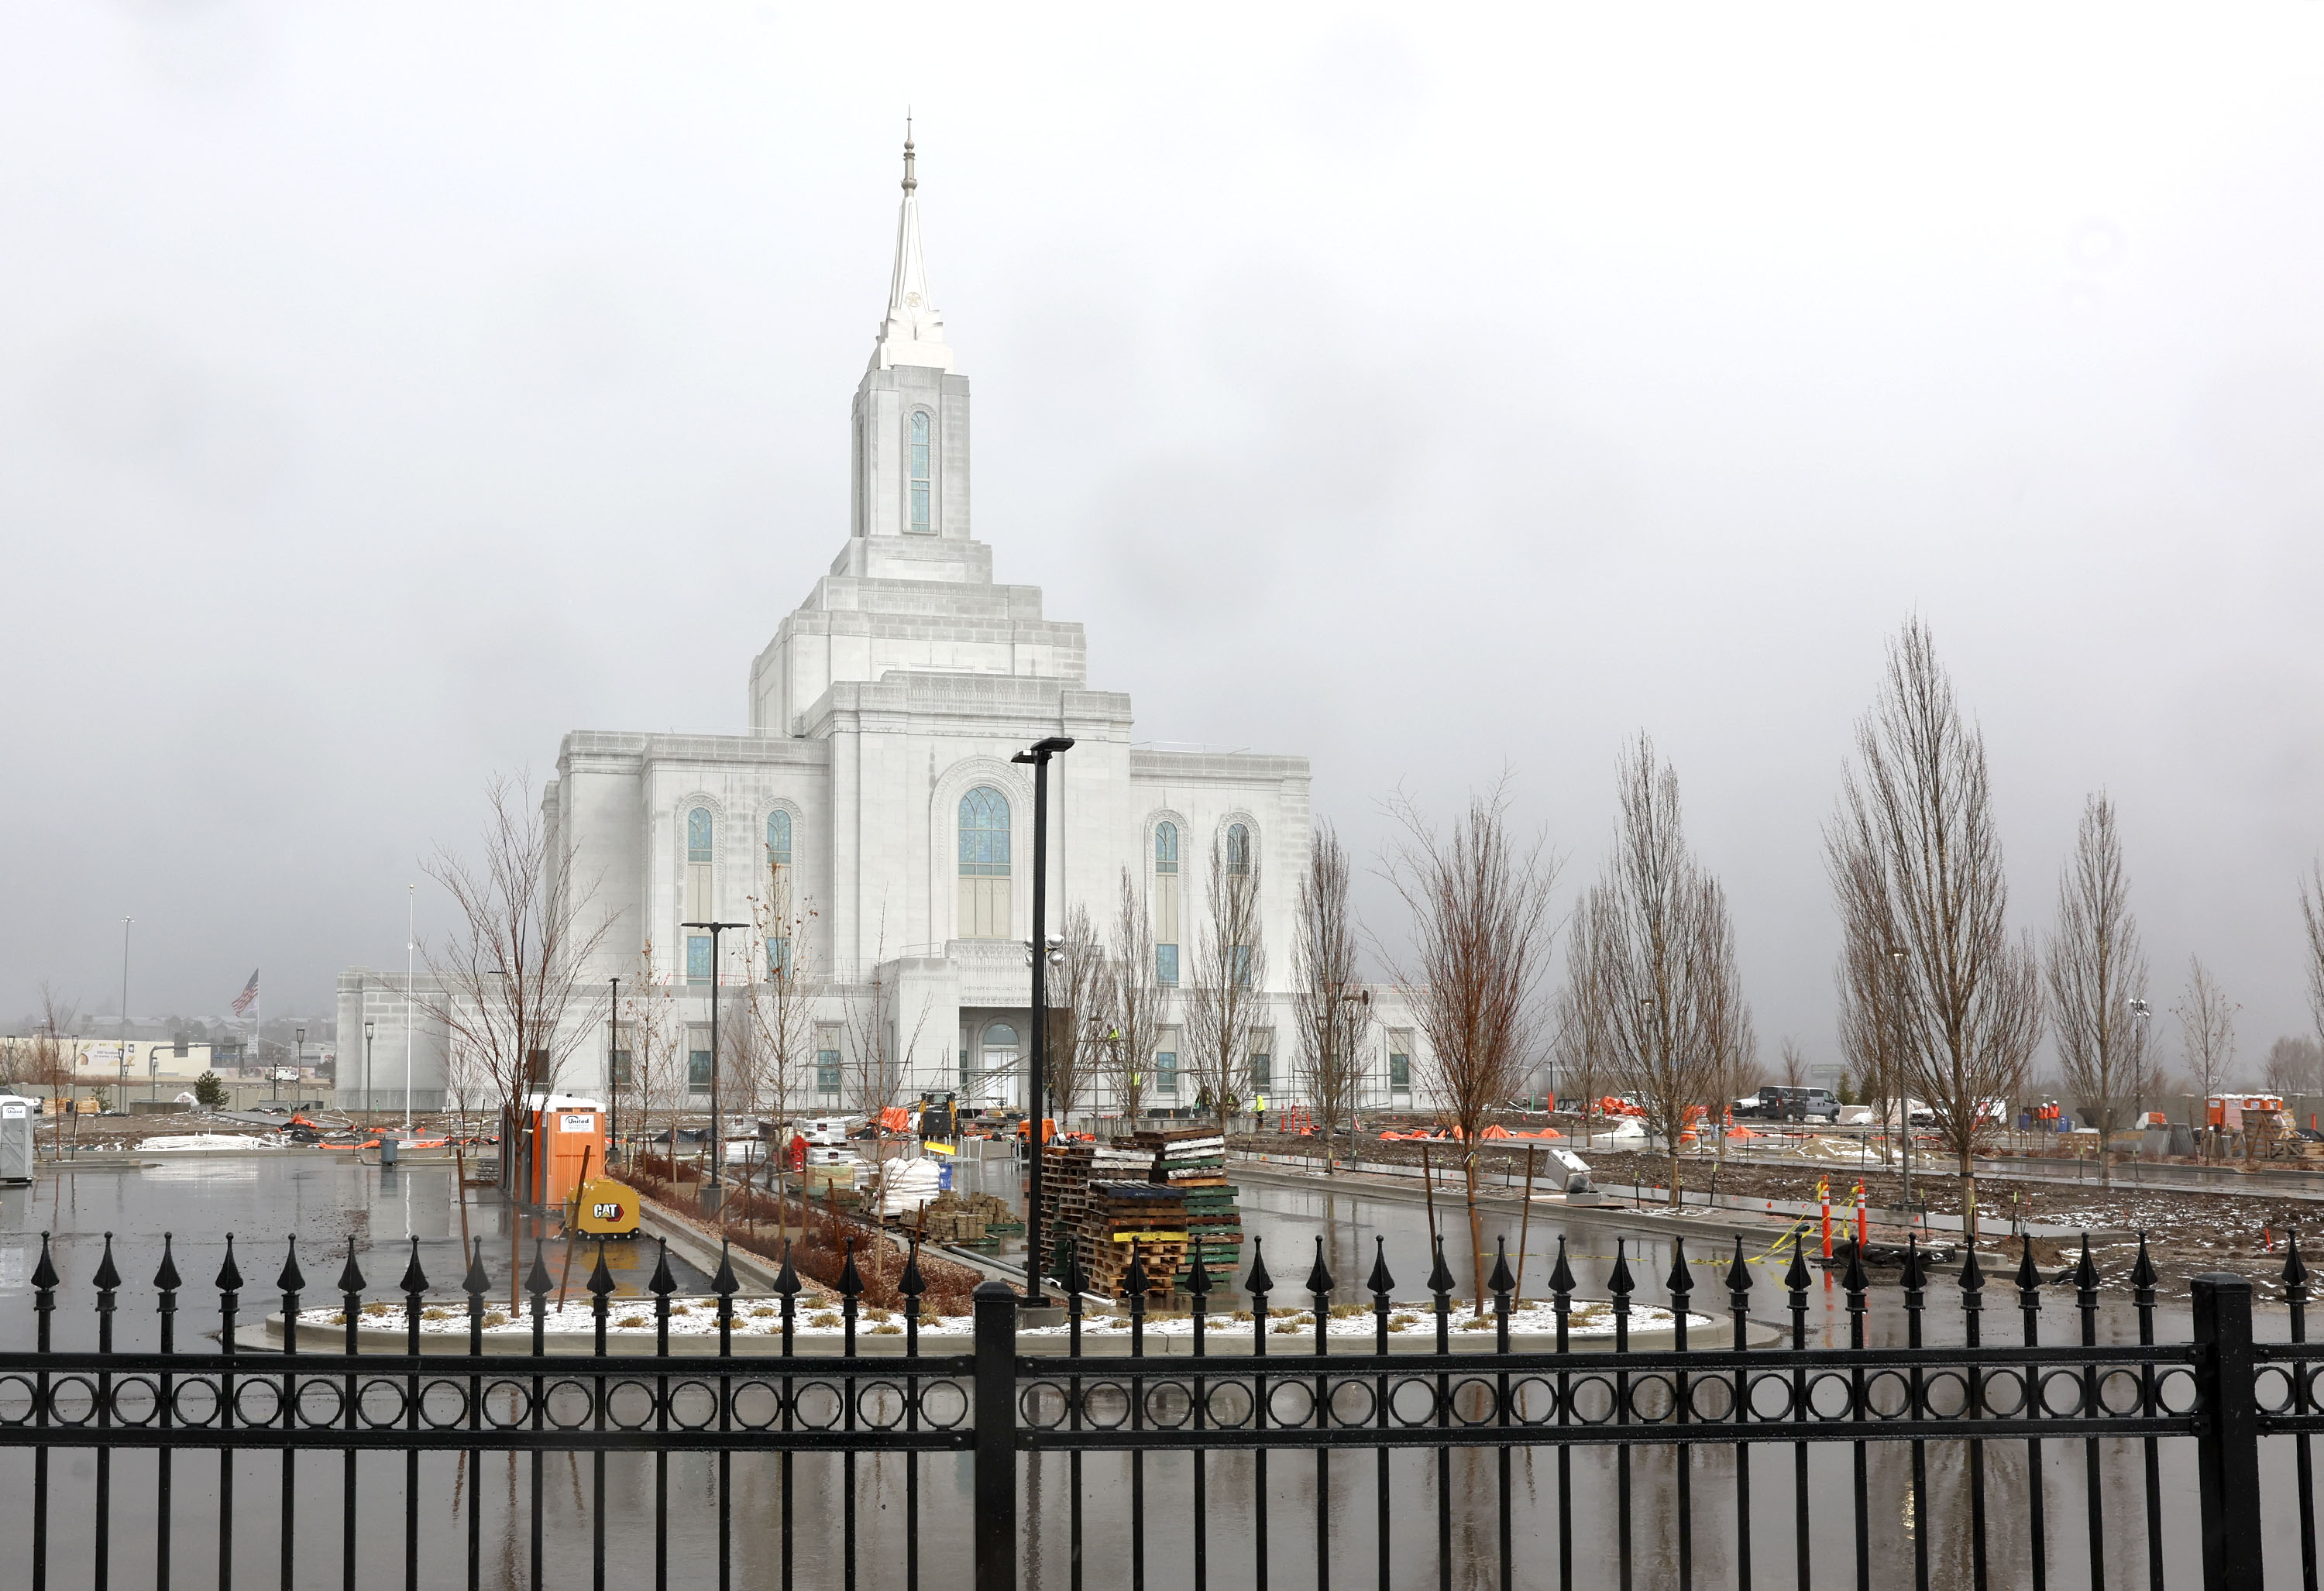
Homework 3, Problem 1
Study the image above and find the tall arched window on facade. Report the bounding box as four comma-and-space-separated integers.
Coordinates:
1226, 823, 1251, 876
1153, 821, 1181, 986
909, 411, 932, 533
686, 807, 714, 983
957, 786, 1011, 939
765, 809, 795, 975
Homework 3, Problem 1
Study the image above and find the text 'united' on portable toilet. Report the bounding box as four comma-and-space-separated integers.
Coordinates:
527, 1094, 607, 1211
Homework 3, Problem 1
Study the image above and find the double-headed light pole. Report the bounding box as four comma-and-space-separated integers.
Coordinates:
1009, 734, 1074, 1308
681, 919, 749, 1212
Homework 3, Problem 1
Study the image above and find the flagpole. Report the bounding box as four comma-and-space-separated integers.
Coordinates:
404, 883, 415, 1132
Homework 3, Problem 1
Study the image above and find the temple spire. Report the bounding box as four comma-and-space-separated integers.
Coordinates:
872, 119, 951, 372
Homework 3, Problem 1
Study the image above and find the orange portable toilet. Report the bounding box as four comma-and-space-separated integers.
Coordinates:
528, 1094, 607, 1211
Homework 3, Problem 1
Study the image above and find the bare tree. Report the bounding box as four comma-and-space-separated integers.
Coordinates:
2264, 1036, 2322, 1098
421, 773, 613, 1128
1778, 1038, 1809, 1090
1826, 619, 2042, 1242
1551, 895, 1613, 1143
1293, 823, 1371, 1171
1184, 829, 1267, 1125
2174, 956, 2238, 1160
617, 950, 689, 1165
1048, 902, 1111, 1126
2044, 794, 2151, 1187
1832, 838, 1905, 1162
26, 983, 81, 1148
1106, 868, 1161, 1122
744, 847, 819, 1142
841, 919, 931, 1124
1587, 738, 1748, 1202
1383, 776, 1560, 1306
2303, 861, 2324, 1070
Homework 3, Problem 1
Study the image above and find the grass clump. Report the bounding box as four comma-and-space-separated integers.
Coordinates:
1389, 1314, 1418, 1331
810, 1312, 841, 1329
869, 1322, 903, 1335
617, 1314, 647, 1331
483, 1311, 510, 1329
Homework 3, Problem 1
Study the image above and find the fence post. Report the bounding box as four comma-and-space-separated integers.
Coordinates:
974, 1279, 1019, 1591
2192, 1272, 2264, 1590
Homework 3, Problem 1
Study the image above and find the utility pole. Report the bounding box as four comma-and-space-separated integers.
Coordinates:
363, 1021, 376, 1131
1009, 734, 1074, 1307
118, 917, 132, 1109
1890, 945, 1911, 1222
608, 976, 621, 1165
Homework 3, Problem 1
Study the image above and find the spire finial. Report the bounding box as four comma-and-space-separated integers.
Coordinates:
902, 112, 916, 195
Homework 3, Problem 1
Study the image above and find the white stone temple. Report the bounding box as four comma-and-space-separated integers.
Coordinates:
338, 136, 1431, 1122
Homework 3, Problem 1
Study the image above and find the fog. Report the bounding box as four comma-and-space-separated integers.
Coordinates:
4, 5, 2322, 1074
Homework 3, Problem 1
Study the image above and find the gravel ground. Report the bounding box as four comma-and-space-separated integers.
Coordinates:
1242, 1131, 2322, 1295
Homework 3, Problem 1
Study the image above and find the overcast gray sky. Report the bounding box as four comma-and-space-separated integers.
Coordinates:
5, 5, 2322, 1076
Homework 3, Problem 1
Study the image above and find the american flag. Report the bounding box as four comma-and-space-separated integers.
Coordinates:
230, 969, 260, 1018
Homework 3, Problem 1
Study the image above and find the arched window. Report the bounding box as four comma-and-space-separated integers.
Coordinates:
1226, 823, 1251, 876
957, 786, 1011, 939
909, 411, 932, 533
980, 1022, 1020, 1107
685, 806, 714, 983
1153, 822, 1181, 986
765, 810, 796, 977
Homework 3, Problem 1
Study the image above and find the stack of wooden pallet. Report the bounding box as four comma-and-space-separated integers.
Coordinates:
1038, 1140, 1095, 1245
1134, 1129, 1242, 1294
1076, 1180, 1189, 1298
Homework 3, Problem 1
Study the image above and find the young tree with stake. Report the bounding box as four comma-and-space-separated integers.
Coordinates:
2044, 794, 2152, 1187
1293, 823, 1371, 1171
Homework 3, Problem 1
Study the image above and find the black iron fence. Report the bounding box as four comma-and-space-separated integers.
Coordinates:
0, 1224, 2312, 1589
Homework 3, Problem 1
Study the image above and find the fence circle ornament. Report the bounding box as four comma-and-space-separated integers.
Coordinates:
1263, 1380, 1316, 1428
1862, 1370, 1914, 1421
353, 1378, 404, 1429
789, 1380, 847, 1431
1976, 1369, 2027, 1419
1624, 1373, 1677, 1424
2097, 1366, 2150, 1417
1682, 1376, 1738, 1424
2154, 1366, 2199, 1417
482, 1378, 540, 1430
1202, 1381, 1257, 1428
1325, 1379, 1377, 1428
545, 1378, 600, 1431
605, 1379, 658, 1431
290, 1378, 342, 1429
1079, 1382, 1133, 1431
917, 1380, 970, 1430
47, 1374, 100, 1427
1804, 1373, 1855, 1421
230, 1378, 284, 1428
1387, 1376, 1442, 1427
852, 1380, 909, 1431
1016, 1381, 1071, 1431
2036, 1369, 2090, 1419
1510, 1376, 1560, 1427
1450, 1376, 1503, 1427
413, 1380, 469, 1430
665, 1380, 720, 1431
1565, 1375, 1621, 1427
0, 1373, 35, 1424
1745, 1373, 1796, 1422
1920, 1370, 1971, 1419
1142, 1380, 1195, 1430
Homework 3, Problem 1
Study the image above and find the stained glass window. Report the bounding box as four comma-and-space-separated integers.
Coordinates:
767, 938, 789, 977
816, 1048, 840, 1094
1390, 1052, 1411, 1091
1157, 944, 1178, 986
1157, 1050, 1177, 1095
1226, 823, 1250, 876
687, 808, 713, 864
909, 411, 931, 531
687, 935, 712, 984
767, 809, 792, 866
1231, 945, 1251, 988
1154, 822, 1177, 873
958, 788, 1011, 875
689, 1046, 712, 1090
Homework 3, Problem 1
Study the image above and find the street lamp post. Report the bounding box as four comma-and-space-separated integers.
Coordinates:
118, 917, 132, 1109
289, 1026, 305, 1108
1009, 734, 1074, 1308
608, 977, 621, 1166
680, 920, 748, 1212
363, 1021, 376, 1130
